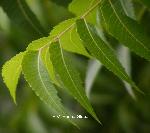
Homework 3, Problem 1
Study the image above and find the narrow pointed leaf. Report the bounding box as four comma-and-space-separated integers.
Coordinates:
41, 47, 59, 85
2, 52, 25, 103
99, 0, 150, 61
22, 51, 77, 126
76, 19, 143, 94
49, 42, 100, 123
0, 0, 46, 36
26, 37, 58, 85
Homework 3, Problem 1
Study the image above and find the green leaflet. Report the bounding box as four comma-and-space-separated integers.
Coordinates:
2, 52, 25, 103
49, 18, 75, 36
41, 47, 58, 85
76, 19, 143, 94
27, 36, 51, 51
99, 0, 150, 61
22, 51, 77, 126
0, 0, 46, 37
49, 18, 90, 57
26, 36, 58, 85
49, 42, 100, 123
69, 0, 98, 24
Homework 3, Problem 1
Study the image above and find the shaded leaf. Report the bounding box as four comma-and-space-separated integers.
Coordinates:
76, 19, 142, 94
0, 0, 46, 37
99, 0, 150, 61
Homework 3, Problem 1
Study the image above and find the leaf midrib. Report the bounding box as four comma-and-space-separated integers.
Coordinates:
40, 0, 102, 50
37, 50, 64, 113
58, 40, 91, 110
12, 65, 21, 84
108, 0, 149, 51
17, 0, 43, 35
69, 27, 81, 51
83, 19, 129, 82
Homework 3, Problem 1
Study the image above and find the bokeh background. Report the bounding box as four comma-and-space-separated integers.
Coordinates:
0, 0, 150, 133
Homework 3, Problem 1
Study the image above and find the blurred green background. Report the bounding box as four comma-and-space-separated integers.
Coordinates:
0, 0, 150, 133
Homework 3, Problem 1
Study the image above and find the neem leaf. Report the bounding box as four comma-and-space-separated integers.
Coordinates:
26, 37, 58, 84
76, 19, 143, 94
99, 0, 150, 61
27, 36, 51, 51
49, 41, 101, 123
22, 51, 77, 126
40, 47, 58, 85
0, 0, 46, 36
2, 52, 25, 103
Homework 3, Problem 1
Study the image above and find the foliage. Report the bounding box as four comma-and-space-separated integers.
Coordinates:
1, 0, 150, 131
